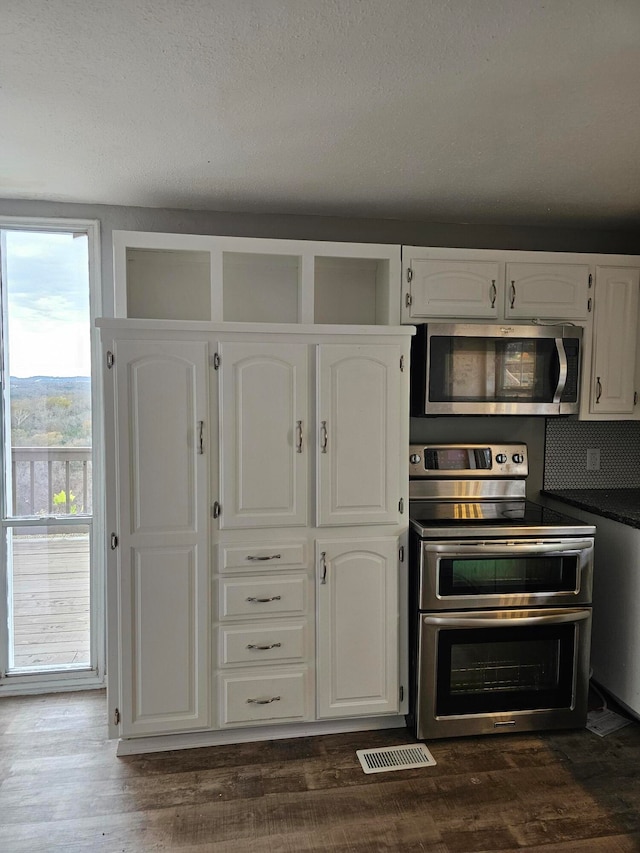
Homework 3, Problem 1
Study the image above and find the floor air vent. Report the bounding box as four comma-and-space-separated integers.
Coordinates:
356, 743, 437, 774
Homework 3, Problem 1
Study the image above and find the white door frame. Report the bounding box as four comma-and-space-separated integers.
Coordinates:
0, 216, 105, 694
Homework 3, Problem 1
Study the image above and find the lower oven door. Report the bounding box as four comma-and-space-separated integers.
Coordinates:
419, 539, 594, 610
416, 607, 591, 740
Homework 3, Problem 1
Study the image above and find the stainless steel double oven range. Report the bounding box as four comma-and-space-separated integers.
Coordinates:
408, 443, 595, 740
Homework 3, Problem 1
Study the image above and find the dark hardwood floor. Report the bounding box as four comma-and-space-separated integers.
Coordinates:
2, 690, 640, 852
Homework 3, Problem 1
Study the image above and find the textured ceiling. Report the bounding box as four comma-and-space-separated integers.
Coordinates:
2, 0, 640, 228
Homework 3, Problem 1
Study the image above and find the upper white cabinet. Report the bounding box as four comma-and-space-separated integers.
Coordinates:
316, 344, 402, 526
109, 338, 211, 737
504, 262, 591, 320
582, 266, 640, 419
404, 257, 501, 319
113, 231, 401, 325
219, 342, 309, 528
402, 247, 592, 323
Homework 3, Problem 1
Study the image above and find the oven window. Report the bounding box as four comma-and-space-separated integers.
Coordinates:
438, 554, 578, 596
436, 625, 575, 716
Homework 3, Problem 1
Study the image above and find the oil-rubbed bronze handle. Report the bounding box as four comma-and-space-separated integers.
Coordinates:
247, 642, 282, 650
320, 551, 327, 584
490, 280, 497, 308
246, 554, 281, 561
296, 420, 303, 453
246, 696, 281, 704
595, 376, 602, 403
510, 281, 516, 308
320, 420, 328, 453
246, 595, 282, 603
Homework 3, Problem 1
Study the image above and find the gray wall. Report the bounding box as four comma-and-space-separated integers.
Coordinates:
1, 197, 639, 319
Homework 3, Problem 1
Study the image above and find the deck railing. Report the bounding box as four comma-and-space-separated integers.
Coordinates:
11, 447, 92, 517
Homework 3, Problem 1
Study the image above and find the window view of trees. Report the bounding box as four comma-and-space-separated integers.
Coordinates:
10, 377, 92, 517
11, 377, 91, 447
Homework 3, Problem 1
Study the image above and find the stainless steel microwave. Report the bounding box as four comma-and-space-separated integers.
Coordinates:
410, 323, 582, 416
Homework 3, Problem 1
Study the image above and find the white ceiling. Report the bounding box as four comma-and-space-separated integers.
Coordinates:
2, 0, 640, 229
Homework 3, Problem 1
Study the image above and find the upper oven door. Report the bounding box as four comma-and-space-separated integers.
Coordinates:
411, 323, 582, 416
418, 538, 594, 610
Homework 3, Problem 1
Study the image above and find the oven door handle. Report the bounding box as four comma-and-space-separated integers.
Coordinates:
422, 610, 591, 628
424, 541, 593, 556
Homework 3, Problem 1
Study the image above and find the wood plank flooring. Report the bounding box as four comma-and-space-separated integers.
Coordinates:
2, 691, 640, 852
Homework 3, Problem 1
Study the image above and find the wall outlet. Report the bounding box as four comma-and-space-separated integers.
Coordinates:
586, 448, 601, 471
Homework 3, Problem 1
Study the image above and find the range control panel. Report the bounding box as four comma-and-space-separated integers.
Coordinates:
409, 443, 528, 478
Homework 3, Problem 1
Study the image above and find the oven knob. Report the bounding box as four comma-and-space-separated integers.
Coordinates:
496, 453, 507, 464
410, 453, 422, 465
512, 453, 524, 464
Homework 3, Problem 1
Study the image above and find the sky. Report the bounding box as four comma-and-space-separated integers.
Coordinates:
4, 230, 91, 378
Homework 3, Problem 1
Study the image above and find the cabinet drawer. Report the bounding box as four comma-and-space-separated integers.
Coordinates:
218, 575, 307, 619
218, 542, 306, 573
219, 670, 308, 725
219, 621, 307, 665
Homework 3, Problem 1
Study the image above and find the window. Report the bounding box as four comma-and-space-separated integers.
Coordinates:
0, 219, 103, 691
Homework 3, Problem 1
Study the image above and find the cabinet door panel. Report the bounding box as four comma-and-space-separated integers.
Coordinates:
113, 339, 210, 737
316, 538, 399, 718
317, 345, 401, 526
505, 263, 590, 320
122, 546, 207, 731
407, 257, 500, 319
219, 343, 308, 528
590, 267, 640, 414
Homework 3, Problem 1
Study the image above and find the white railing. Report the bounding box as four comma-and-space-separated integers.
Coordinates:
11, 447, 92, 516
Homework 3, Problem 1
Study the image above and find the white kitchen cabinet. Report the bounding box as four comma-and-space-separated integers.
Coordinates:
402, 247, 592, 323
113, 231, 401, 325
504, 262, 591, 320
315, 537, 399, 718
316, 344, 402, 526
218, 342, 309, 528
582, 266, 640, 418
100, 319, 411, 750
215, 556, 314, 728
216, 339, 405, 529
403, 256, 500, 319
108, 337, 211, 737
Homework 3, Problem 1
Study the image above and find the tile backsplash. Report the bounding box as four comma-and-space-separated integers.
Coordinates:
544, 420, 640, 489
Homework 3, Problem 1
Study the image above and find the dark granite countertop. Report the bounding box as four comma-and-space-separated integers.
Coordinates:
541, 489, 640, 530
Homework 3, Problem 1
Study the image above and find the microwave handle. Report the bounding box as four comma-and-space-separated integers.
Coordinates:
422, 610, 591, 628
553, 338, 568, 404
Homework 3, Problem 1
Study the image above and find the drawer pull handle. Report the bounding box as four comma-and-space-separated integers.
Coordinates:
246, 595, 282, 603
247, 642, 282, 650
246, 554, 282, 561
246, 696, 281, 705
